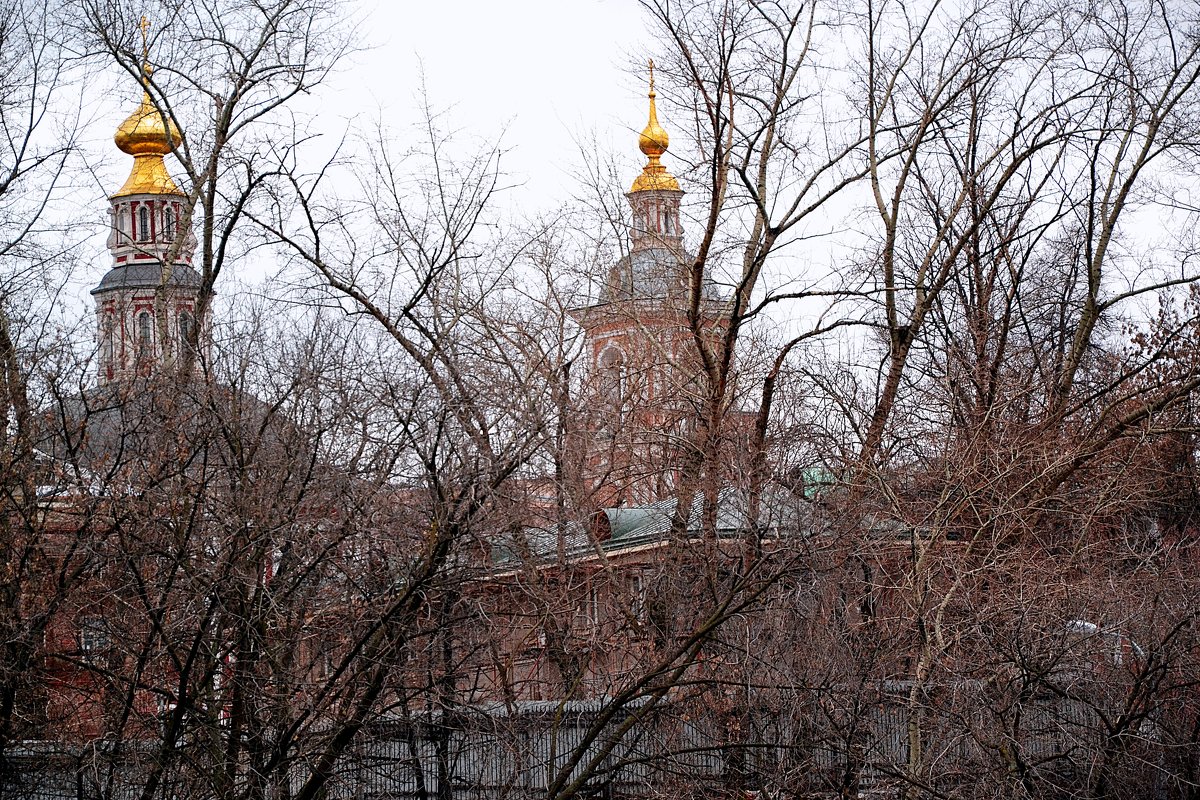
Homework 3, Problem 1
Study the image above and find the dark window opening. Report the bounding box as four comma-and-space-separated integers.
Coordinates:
79, 617, 110, 654
600, 346, 628, 404
138, 311, 152, 357
178, 311, 194, 352
102, 316, 114, 366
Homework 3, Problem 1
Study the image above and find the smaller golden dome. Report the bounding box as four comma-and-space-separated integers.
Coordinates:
112, 68, 182, 197
639, 94, 668, 157
630, 60, 680, 193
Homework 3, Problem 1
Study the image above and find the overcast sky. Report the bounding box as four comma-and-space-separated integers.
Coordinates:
323, 0, 654, 213
86, 0, 661, 221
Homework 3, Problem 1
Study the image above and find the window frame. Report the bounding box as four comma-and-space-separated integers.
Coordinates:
138, 206, 151, 242
137, 310, 152, 356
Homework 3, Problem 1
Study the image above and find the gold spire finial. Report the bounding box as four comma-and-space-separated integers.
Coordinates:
140, 16, 150, 63
138, 16, 155, 85
112, 16, 182, 197
631, 58, 679, 193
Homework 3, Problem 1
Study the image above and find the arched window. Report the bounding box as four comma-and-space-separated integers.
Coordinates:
600, 346, 627, 404
137, 311, 152, 356
178, 310, 194, 352
101, 316, 114, 366
138, 206, 151, 242
118, 207, 129, 240
163, 206, 176, 242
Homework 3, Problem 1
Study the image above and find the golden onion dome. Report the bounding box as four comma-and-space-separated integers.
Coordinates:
638, 94, 669, 157
631, 60, 680, 193
112, 66, 182, 197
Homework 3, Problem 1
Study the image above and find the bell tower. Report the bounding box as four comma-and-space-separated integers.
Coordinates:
93, 20, 204, 386
570, 62, 722, 505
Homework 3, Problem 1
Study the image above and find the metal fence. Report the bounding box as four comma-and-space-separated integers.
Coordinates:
1, 692, 1122, 800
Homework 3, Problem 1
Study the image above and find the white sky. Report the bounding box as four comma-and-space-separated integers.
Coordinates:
343, 0, 654, 210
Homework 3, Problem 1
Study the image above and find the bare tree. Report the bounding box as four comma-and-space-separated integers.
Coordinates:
0, 0, 91, 794
9, 1, 1200, 800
